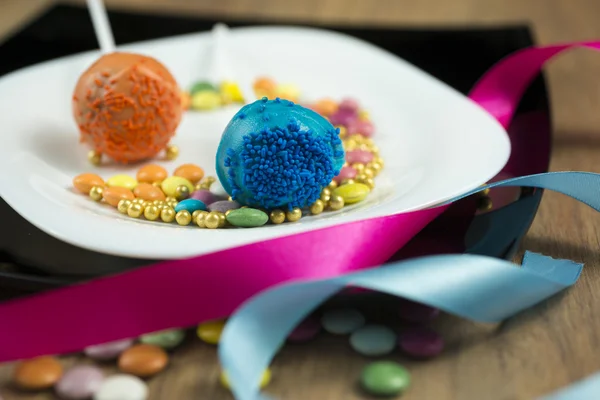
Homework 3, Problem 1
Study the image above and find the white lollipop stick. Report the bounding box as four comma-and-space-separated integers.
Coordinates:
206, 23, 255, 103
86, 0, 115, 53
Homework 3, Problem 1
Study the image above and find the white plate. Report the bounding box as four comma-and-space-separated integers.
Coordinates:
0, 26, 510, 259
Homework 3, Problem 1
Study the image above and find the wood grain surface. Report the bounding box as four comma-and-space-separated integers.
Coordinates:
2, 0, 600, 399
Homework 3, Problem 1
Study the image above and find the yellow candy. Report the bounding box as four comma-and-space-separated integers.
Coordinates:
220, 368, 271, 390
332, 183, 370, 204
220, 81, 245, 103
106, 174, 137, 190
191, 90, 222, 110
161, 176, 194, 197
196, 320, 225, 344
274, 83, 300, 102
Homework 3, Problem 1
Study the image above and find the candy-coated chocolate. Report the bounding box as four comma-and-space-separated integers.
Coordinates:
220, 81, 245, 103
334, 165, 357, 183
360, 361, 410, 396
93, 374, 148, 400
99, 186, 134, 207
118, 344, 168, 378
106, 174, 137, 190
350, 324, 397, 356
191, 90, 222, 110
207, 200, 241, 213
321, 308, 365, 335
216, 98, 344, 210
84, 338, 134, 360
140, 329, 186, 350
226, 208, 269, 227
348, 119, 375, 137
220, 368, 271, 390
73, 52, 182, 164
274, 83, 300, 102
180, 91, 191, 110
161, 176, 194, 197
136, 164, 168, 183
190, 189, 223, 205
288, 315, 321, 343
346, 150, 374, 165
190, 81, 216, 95
332, 183, 370, 204
13, 356, 63, 390
197, 320, 225, 344
173, 163, 205, 184
329, 108, 357, 127
398, 327, 444, 358
312, 98, 338, 117
133, 183, 166, 201
397, 298, 440, 323
55, 365, 104, 400
252, 77, 277, 98
73, 173, 104, 194
174, 198, 207, 213
339, 98, 360, 112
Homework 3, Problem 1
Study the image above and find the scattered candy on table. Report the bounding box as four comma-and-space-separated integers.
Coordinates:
84, 339, 134, 360
118, 344, 169, 378
350, 324, 397, 356
360, 361, 411, 397
196, 319, 226, 345
13, 356, 63, 390
93, 374, 148, 400
55, 365, 104, 400
321, 308, 366, 334
220, 368, 271, 390
398, 327, 445, 358
140, 329, 186, 350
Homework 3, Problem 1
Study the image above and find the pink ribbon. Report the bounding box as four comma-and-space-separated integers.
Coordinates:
0, 40, 597, 362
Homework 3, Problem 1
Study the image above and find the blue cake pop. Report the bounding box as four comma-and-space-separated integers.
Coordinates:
216, 98, 345, 210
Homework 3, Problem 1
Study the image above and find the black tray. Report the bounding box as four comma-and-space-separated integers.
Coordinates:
0, 4, 550, 292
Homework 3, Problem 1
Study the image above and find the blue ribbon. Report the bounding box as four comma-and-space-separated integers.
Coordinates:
218, 171, 600, 400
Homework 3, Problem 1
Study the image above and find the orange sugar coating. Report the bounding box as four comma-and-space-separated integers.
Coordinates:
72, 52, 183, 164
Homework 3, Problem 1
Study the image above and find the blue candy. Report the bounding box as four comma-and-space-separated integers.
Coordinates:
215, 98, 345, 210
174, 199, 207, 213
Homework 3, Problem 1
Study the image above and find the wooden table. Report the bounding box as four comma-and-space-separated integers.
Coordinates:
2, 0, 600, 399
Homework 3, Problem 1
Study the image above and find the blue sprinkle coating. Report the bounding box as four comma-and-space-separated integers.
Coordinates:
215, 98, 345, 209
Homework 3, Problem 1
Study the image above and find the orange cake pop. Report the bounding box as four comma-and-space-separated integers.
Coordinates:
72, 52, 183, 164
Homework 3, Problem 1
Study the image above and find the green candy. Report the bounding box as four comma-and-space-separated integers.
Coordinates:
226, 208, 269, 228
140, 329, 186, 349
360, 361, 410, 397
190, 81, 217, 95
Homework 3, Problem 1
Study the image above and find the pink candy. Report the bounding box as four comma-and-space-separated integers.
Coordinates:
346, 150, 374, 165
398, 327, 444, 358
347, 119, 375, 137
338, 97, 360, 112
329, 108, 357, 127
334, 166, 357, 183
190, 189, 224, 205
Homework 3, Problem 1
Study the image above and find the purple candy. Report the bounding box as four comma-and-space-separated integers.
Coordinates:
84, 338, 133, 360
398, 327, 444, 358
288, 316, 321, 343
329, 108, 357, 127
346, 150, 374, 165
397, 298, 440, 323
208, 200, 241, 213
55, 365, 104, 399
190, 189, 224, 205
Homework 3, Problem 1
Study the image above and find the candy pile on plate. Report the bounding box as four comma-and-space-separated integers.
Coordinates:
8, 298, 443, 399
181, 80, 246, 111
72, 88, 384, 230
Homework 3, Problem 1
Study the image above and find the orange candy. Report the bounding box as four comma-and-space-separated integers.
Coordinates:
180, 91, 191, 110
13, 356, 63, 390
133, 183, 166, 201
103, 186, 135, 207
118, 344, 168, 378
253, 77, 277, 98
173, 164, 204, 184
73, 173, 104, 194
313, 98, 339, 117
72, 52, 183, 164
136, 164, 168, 183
